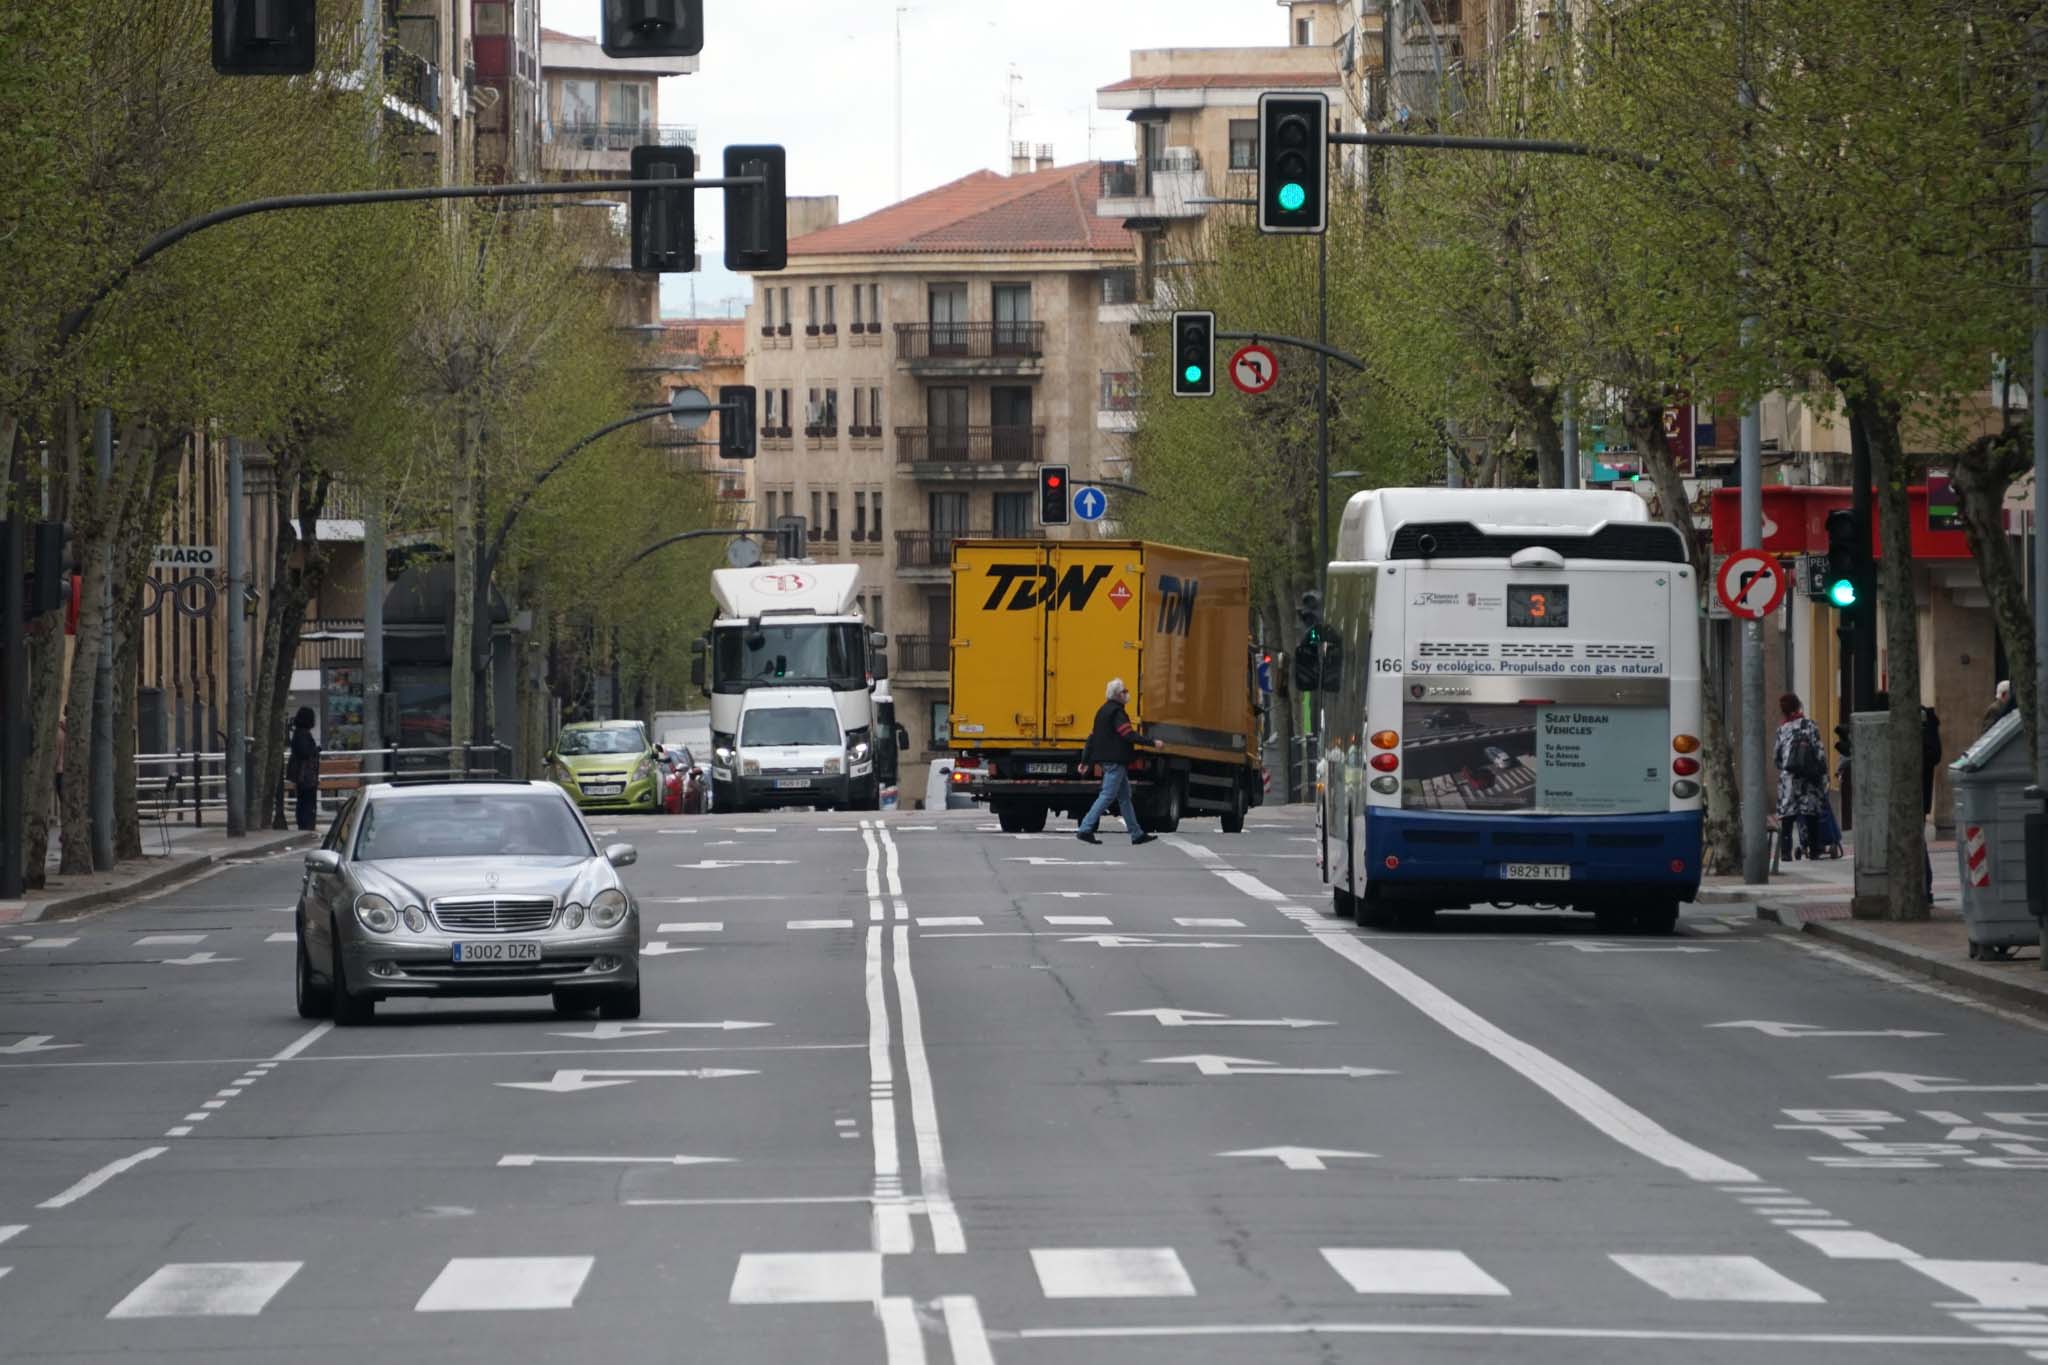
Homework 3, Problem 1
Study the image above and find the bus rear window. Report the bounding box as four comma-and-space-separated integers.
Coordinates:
1402, 701, 1667, 814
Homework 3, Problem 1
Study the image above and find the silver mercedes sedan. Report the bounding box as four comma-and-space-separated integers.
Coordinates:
294, 780, 642, 1025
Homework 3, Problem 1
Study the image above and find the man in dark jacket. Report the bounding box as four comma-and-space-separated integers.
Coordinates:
288, 708, 322, 832
1077, 678, 1163, 846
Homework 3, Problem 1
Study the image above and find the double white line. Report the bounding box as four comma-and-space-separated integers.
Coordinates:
860, 820, 964, 1255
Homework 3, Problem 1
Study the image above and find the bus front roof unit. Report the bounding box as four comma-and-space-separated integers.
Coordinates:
1339, 488, 1653, 562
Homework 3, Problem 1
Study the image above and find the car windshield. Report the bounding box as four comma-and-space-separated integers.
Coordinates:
354, 793, 594, 860
741, 707, 841, 747
557, 726, 647, 755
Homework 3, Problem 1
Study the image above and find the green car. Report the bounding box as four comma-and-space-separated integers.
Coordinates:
549, 721, 661, 813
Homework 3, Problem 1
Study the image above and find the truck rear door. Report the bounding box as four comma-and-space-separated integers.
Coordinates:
1045, 543, 1143, 742
950, 542, 1047, 743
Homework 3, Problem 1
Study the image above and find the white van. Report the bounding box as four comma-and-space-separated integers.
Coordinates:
722, 686, 877, 812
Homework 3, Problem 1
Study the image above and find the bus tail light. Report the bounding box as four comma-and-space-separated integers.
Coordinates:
1369, 753, 1399, 773
1370, 776, 1398, 795
1370, 730, 1399, 749
1672, 779, 1700, 798
1672, 756, 1700, 777
1673, 734, 1700, 754
1669, 858, 1687, 875
1384, 855, 1400, 870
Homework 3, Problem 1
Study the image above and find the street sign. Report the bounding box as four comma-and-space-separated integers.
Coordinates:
1798, 554, 1828, 599
668, 387, 712, 432
1229, 343, 1279, 396
153, 545, 218, 570
1716, 550, 1786, 620
1072, 486, 1108, 522
725, 537, 761, 568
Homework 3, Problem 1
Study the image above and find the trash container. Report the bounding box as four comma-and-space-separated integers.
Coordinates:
1947, 710, 2039, 959
2026, 785, 2046, 930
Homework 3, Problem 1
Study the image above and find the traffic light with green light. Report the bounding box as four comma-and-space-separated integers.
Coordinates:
1170, 311, 1214, 398
1823, 508, 1857, 609
1257, 92, 1328, 234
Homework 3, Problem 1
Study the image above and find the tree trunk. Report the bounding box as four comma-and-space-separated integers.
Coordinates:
1504, 368, 1562, 487
251, 457, 333, 828
450, 417, 476, 754
1627, 397, 1740, 874
1849, 380, 1929, 922
58, 472, 114, 875
1950, 423, 2035, 753
110, 434, 182, 862
21, 416, 69, 890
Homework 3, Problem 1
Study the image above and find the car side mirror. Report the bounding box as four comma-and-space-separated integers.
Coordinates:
870, 630, 889, 649
895, 725, 911, 752
605, 842, 638, 868
304, 849, 342, 875
544, 750, 556, 764
690, 657, 706, 691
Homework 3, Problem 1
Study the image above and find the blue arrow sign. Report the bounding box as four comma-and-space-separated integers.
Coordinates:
1073, 486, 1108, 522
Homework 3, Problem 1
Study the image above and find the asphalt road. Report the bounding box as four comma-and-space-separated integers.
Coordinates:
2, 805, 2046, 1364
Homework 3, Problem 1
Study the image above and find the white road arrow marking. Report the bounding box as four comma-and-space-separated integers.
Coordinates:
678, 860, 796, 869
497, 1067, 757, 1093
548, 1020, 772, 1041
1221, 1145, 1377, 1171
1543, 941, 1716, 954
1063, 935, 1238, 949
1009, 857, 1121, 866
732, 826, 780, 833
640, 941, 703, 957
0, 1034, 82, 1055
1111, 1009, 1332, 1029
1833, 1072, 2048, 1094
160, 952, 239, 966
1029, 891, 1108, 898
498, 1153, 731, 1167
1147, 1054, 1393, 1079
1710, 1021, 1941, 1039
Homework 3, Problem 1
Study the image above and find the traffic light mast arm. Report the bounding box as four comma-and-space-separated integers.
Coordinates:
625, 528, 775, 571
54, 175, 766, 352
1216, 329, 1367, 375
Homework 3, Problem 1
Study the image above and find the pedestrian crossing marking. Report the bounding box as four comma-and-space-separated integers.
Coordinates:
265, 932, 294, 943
1045, 915, 1112, 927
1910, 1260, 2048, 1308
416, 1256, 593, 1312
917, 916, 983, 927
730, 1252, 882, 1304
108, 1262, 302, 1318
23, 937, 78, 949
1322, 1249, 1510, 1297
1175, 917, 1244, 928
658, 921, 724, 933
786, 919, 855, 930
134, 934, 205, 946
1031, 1248, 1195, 1299
1789, 1230, 1918, 1260
1611, 1254, 1824, 1303
0, 1226, 22, 1247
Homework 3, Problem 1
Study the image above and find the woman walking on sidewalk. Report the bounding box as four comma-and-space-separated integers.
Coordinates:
286, 708, 322, 833
1773, 693, 1834, 860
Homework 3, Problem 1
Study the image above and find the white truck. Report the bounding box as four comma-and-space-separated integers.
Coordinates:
697, 564, 905, 812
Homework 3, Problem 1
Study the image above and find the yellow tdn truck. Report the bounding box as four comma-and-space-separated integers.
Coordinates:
947, 539, 1264, 834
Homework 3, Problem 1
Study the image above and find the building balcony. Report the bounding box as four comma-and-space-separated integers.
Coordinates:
895, 528, 1048, 580
542, 121, 695, 175
1097, 155, 1208, 221
896, 425, 1047, 475
382, 44, 441, 122
893, 322, 1044, 377
889, 633, 949, 682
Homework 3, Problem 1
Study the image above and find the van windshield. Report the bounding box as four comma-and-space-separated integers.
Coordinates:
713, 622, 866, 691
742, 708, 842, 747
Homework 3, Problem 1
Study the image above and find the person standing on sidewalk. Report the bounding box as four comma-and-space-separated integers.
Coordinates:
1773, 693, 1829, 860
287, 708, 322, 833
1921, 705, 1942, 904
1076, 678, 1163, 847
1981, 680, 2013, 736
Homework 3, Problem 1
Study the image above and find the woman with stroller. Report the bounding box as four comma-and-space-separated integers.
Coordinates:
1773, 693, 1841, 860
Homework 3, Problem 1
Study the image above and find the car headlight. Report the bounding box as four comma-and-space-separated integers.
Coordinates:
589, 888, 629, 929
355, 893, 400, 934
743, 760, 760, 776
633, 757, 653, 782
714, 744, 735, 766
849, 741, 872, 762
403, 906, 427, 933
562, 903, 586, 930
823, 757, 842, 774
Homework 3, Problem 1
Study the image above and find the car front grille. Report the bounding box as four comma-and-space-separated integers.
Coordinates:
431, 897, 558, 934
404, 958, 595, 979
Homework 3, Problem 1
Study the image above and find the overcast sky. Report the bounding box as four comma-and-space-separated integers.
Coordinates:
540, 0, 1279, 317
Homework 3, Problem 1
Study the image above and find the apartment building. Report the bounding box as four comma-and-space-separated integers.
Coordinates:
1095, 6, 1350, 313
741, 157, 1136, 797
637, 319, 749, 504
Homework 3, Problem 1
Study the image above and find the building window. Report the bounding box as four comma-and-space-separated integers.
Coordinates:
869, 386, 882, 433
993, 284, 1031, 353
930, 701, 950, 751
868, 591, 883, 631
607, 80, 647, 130
928, 284, 967, 353
993, 491, 1031, 537
929, 491, 969, 537
823, 387, 839, 430
826, 491, 839, 539
807, 386, 822, 430
778, 287, 792, 331
779, 388, 792, 432
807, 285, 819, 332
872, 490, 883, 537
824, 285, 836, 328
851, 388, 865, 431
560, 79, 598, 127
854, 490, 868, 541
762, 289, 776, 329
851, 285, 864, 328
1100, 371, 1138, 412
1295, 15, 1312, 44
1229, 119, 1258, 169
867, 283, 880, 328
762, 389, 780, 427
810, 489, 823, 535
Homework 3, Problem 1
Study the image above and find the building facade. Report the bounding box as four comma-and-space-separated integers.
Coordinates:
740, 161, 1136, 799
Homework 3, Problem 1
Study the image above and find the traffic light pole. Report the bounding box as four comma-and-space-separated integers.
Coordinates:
624, 528, 776, 570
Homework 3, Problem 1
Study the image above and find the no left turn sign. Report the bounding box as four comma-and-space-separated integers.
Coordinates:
1229, 344, 1279, 396
1716, 550, 1786, 620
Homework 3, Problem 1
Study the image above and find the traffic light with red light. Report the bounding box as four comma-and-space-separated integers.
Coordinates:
1038, 464, 1070, 527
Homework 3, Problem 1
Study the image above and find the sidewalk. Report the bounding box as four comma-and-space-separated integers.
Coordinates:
1698, 832, 2046, 1015
1, 823, 311, 927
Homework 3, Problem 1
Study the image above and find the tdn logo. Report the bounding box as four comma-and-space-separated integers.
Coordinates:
981, 564, 1113, 611
1156, 575, 1199, 636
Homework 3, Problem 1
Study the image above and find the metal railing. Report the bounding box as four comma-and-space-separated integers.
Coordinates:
135, 744, 516, 830
1100, 161, 1140, 197
895, 527, 1045, 569
382, 45, 441, 114
546, 121, 696, 152
891, 634, 949, 674
1100, 268, 1141, 306
895, 425, 1046, 465
893, 321, 1045, 362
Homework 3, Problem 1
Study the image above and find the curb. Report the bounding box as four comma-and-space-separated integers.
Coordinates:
6, 831, 314, 925
1756, 902, 2048, 1016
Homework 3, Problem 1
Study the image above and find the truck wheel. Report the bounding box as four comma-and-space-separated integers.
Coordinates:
995, 806, 1025, 833
1021, 807, 1048, 833
1220, 782, 1246, 834
1150, 779, 1183, 834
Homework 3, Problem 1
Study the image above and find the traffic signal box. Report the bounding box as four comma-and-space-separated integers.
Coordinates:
1171, 312, 1214, 398
1257, 92, 1328, 235
631, 144, 696, 273
1294, 590, 1324, 692
1038, 465, 1071, 527
602, 0, 704, 59
1823, 508, 1857, 609
719, 386, 757, 459
212, 0, 316, 75
723, 146, 788, 272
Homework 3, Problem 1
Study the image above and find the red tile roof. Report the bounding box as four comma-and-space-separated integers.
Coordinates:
663, 319, 746, 360
1099, 70, 1343, 93
788, 163, 1132, 258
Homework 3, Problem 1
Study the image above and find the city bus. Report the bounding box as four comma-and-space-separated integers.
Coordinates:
1316, 488, 1704, 934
